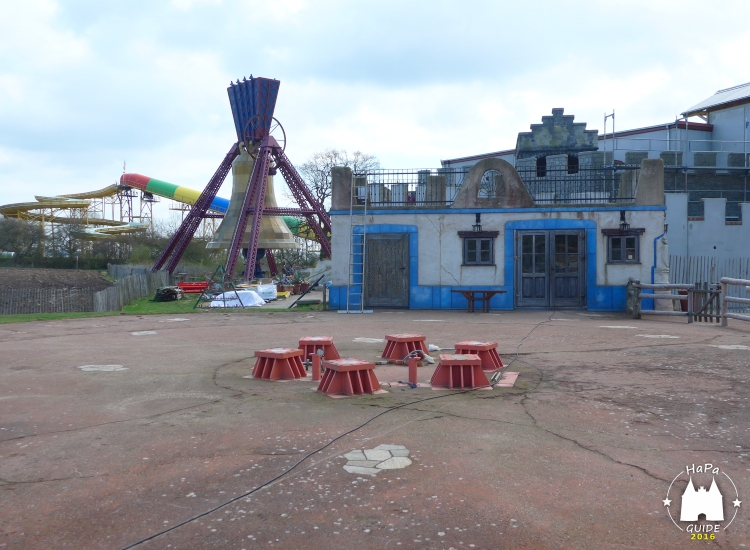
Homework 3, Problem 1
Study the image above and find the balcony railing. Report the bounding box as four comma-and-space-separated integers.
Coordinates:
353, 165, 639, 207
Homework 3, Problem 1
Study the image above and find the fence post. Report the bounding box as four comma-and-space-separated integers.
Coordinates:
633, 281, 641, 319
721, 281, 728, 326
687, 290, 693, 324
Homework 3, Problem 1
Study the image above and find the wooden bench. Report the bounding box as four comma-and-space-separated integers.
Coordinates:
451, 290, 506, 313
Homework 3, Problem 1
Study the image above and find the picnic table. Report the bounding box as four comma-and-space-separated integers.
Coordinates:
451, 289, 506, 313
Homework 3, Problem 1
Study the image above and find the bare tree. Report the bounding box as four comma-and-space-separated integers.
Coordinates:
297, 149, 380, 211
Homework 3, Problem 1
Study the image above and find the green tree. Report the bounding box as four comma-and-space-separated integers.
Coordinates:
0, 217, 44, 264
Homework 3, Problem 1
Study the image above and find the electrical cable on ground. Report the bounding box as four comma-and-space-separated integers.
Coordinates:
491, 310, 556, 384
122, 312, 556, 549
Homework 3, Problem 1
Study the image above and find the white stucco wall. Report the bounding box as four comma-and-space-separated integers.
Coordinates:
332, 209, 663, 287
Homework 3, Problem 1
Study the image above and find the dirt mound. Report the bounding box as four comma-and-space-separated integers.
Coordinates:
0, 268, 113, 291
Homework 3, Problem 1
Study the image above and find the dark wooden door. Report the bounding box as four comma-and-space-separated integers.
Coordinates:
365, 233, 409, 308
516, 230, 586, 308
551, 231, 585, 307
516, 232, 548, 307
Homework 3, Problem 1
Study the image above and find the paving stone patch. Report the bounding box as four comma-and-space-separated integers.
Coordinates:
343, 444, 412, 476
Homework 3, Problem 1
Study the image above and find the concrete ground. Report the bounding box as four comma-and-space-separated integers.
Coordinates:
1, 308, 750, 549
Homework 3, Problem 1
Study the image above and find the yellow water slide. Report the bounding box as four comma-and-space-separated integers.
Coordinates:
0, 184, 149, 239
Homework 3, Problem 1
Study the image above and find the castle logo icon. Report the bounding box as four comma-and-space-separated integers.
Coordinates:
680, 476, 724, 522
663, 463, 742, 533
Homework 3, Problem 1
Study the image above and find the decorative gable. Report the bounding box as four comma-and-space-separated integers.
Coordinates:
516, 108, 598, 160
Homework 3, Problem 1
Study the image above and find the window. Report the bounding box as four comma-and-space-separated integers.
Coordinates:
478, 170, 505, 198
602, 228, 644, 264
536, 156, 547, 177
459, 230, 499, 265
607, 235, 640, 263
567, 154, 579, 174
465, 238, 493, 265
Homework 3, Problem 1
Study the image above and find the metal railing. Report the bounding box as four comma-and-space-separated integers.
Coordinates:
353, 168, 469, 207
514, 165, 637, 204
602, 137, 750, 153
354, 165, 638, 207
663, 167, 750, 219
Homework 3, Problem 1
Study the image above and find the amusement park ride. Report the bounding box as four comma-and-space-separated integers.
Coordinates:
0, 183, 154, 240
150, 76, 332, 280
0, 76, 327, 274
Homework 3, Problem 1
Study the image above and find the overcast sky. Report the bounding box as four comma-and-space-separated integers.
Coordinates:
2, 0, 749, 217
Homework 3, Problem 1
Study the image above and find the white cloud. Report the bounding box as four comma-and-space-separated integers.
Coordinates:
170, 0, 224, 11
1, 0, 750, 218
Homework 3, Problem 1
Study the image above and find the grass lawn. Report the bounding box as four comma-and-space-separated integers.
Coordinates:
0, 296, 324, 324
0, 311, 119, 324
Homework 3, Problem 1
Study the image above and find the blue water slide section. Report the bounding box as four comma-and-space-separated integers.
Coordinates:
209, 196, 230, 214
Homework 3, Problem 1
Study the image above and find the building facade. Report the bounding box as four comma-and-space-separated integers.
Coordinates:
328, 157, 666, 311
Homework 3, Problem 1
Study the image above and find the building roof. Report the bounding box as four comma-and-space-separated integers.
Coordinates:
597, 120, 712, 139
682, 82, 750, 117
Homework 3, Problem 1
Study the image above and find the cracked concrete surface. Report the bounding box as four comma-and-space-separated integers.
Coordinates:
1, 310, 750, 549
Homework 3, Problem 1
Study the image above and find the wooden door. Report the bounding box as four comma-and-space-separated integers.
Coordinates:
365, 233, 409, 308
516, 232, 548, 307
551, 231, 585, 307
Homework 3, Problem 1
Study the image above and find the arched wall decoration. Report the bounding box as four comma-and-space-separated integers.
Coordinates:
478, 170, 505, 198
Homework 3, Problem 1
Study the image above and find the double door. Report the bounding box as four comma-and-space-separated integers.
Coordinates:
515, 230, 586, 308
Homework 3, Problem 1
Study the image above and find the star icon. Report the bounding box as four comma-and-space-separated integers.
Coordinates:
663, 498, 672, 506
733, 499, 741, 507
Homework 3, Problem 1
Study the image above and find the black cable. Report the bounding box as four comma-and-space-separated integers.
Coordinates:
490, 310, 556, 384
122, 313, 556, 549
122, 386, 484, 549
504, 310, 556, 368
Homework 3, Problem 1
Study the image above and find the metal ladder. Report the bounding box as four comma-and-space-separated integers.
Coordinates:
340, 174, 372, 313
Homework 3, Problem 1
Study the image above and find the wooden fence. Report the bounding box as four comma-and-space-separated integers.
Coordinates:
93, 272, 169, 312
0, 287, 96, 315
628, 278, 748, 326
670, 255, 750, 312
721, 277, 750, 326
0, 272, 170, 315
627, 281, 691, 321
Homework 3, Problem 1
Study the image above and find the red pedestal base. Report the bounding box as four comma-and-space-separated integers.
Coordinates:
253, 348, 307, 381
382, 334, 428, 363
318, 358, 381, 397
454, 341, 504, 371
430, 354, 488, 389
298, 336, 340, 362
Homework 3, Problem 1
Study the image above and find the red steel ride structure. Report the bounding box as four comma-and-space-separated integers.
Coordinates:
152, 76, 331, 280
